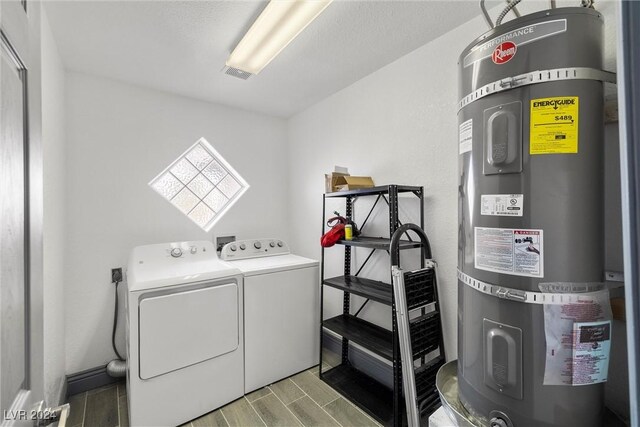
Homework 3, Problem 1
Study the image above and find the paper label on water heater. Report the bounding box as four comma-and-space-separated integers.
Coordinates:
530, 96, 579, 154
539, 283, 612, 386
474, 227, 543, 277
572, 321, 611, 385
459, 119, 473, 154
481, 194, 523, 217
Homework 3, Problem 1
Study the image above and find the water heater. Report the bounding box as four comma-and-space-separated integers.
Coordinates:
457, 7, 613, 427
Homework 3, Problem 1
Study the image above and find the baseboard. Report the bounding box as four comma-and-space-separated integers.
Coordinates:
65, 365, 122, 398
66, 336, 392, 398
323, 331, 393, 388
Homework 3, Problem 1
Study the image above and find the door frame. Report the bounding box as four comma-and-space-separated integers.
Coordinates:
617, 1, 640, 425
0, 0, 45, 424
0, 27, 31, 418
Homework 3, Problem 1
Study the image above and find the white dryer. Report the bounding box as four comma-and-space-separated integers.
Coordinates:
221, 239, 319, 393
126, 241, 243, 427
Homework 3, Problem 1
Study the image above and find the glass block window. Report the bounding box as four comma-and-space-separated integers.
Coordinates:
149, 138, 249, 231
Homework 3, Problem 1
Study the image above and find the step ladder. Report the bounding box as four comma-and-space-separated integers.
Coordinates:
390, 224, 446, 427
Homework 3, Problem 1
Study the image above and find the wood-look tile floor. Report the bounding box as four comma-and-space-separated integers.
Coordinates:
66, 363, 382, 427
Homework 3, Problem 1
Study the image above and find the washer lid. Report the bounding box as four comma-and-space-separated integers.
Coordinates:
224, 254, 318, 276
127, 241, 240, 291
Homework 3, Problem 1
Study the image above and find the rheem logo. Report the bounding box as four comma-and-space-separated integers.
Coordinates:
492, 41, 517, 64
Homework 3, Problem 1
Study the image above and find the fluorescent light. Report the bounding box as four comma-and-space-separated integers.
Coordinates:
226, 0, 333, 75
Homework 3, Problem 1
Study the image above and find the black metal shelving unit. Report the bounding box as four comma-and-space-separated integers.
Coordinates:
319, 184, 425, 427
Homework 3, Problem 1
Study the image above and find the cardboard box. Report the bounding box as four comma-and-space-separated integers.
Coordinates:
334, 176, 375, 191
325, 172, 350, 193
611, 297, 625, 321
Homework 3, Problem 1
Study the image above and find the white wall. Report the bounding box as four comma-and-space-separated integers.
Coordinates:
41, 10, 67, 406
287, 9, 483, 362
64, 72, 289, 373
287, 0, 623, 414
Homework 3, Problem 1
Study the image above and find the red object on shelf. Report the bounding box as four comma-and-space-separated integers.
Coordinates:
321, 215, 347, 247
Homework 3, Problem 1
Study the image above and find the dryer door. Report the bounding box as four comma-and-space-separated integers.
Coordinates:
138, 281, 238, 380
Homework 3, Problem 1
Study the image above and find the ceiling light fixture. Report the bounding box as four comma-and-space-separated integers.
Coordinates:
226, 0, 333, 76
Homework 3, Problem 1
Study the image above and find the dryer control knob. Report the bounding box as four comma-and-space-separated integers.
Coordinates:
254, 241, 262, 249
170, 248, 183, 258
230, 245, 237, 252
269, 242, 276, 248
240, 243, 246, 250
277, 241, 283, 247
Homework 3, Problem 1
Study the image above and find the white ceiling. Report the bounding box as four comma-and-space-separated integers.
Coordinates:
45, 1, 483, 117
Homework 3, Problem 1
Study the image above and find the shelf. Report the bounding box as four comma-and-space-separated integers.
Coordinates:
336, 236, 422, 250
325, 185, 422, 198
323, 276, 392, 305
321, 182, 432, 427
321, 364, 440, 427
321, 364, 394, 426
323, 314, 393, 360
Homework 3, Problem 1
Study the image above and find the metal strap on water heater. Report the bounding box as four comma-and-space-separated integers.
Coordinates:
458, 67, 616, 111
458, 269, 604, 305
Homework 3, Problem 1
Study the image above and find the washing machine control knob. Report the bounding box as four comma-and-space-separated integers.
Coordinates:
230, 245, 237, 252
170, 248, 183, 258
277, 241, 283, 247
254, 241, 262, 249
269, 241, 276, 248
239, 243, 246, 250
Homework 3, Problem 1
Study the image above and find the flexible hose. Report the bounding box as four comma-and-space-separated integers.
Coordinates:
107, 359, 126, 378
496, 0, 522, 26
112, 281, 124, 360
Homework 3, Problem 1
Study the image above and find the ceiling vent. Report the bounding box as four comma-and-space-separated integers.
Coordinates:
223, 66, 252, 80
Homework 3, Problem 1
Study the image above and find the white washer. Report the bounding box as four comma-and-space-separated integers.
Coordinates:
221, 239, 320, 393
126, 241, 243, 427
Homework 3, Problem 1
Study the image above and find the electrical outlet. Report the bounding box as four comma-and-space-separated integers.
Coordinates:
111, 268, 123, 283
216, 235, 236, 252
605, 271, 624, 283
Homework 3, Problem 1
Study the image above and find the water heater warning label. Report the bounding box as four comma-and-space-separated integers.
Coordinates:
475, 227, 543, 277
530, 96, 579, 154
459, 119, 473, 154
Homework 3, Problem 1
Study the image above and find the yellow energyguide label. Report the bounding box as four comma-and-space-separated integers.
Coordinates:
530, 96, 579, 154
